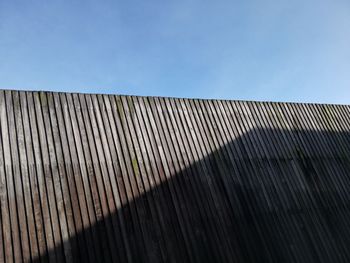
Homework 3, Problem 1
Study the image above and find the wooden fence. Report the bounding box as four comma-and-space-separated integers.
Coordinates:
1, 89, 350, 262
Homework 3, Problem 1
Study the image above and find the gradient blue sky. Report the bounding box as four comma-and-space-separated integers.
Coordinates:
1, 0, 349, 103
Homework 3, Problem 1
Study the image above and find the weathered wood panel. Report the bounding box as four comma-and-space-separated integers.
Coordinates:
1, 89, 350, 262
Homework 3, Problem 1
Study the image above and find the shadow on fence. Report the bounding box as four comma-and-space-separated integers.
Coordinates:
26, 127, 350, 262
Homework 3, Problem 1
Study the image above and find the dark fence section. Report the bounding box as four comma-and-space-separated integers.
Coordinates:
1, 90, 350, 262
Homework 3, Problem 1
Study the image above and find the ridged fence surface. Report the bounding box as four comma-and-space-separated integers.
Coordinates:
1, 89, 350, 262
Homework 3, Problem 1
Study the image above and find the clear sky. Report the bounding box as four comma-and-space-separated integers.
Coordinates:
1, 0, 349, 104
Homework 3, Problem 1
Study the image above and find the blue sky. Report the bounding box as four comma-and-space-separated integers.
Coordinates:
0, 0, 350, 103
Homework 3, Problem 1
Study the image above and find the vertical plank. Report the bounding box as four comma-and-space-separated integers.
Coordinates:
0, 203, 4, 263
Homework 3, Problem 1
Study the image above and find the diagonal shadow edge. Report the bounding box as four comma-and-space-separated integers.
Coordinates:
18, 127, 350, 263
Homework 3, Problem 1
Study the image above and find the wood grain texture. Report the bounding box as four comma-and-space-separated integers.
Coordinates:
1, 89, 350, 262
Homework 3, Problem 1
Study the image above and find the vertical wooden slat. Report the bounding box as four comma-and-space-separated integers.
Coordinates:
0, 202, 4, 263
